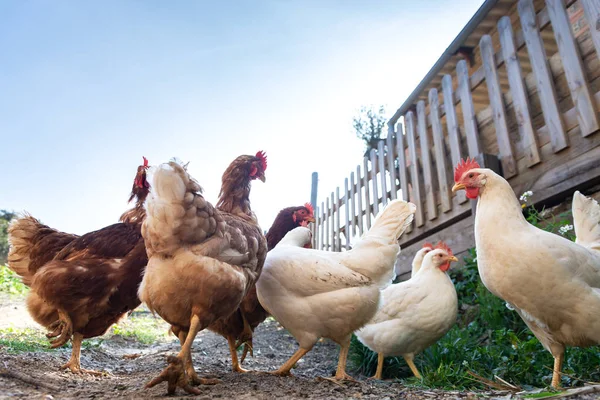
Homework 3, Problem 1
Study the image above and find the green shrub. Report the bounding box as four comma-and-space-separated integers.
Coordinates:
0, 264, 28, 296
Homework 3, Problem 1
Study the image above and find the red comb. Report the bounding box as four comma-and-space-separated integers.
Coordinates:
304, 202, 314, 215
435, 241, 453, 256
256, 151, 267, 171
454, 158, 480, 182
142, 156, 149, 168
423, 242, 434, 250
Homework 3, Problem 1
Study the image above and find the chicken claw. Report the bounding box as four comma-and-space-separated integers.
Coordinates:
145, 356, 201, 395
49, 310, 73, 348
46, 320, 63, 339
60, 361, 103, 376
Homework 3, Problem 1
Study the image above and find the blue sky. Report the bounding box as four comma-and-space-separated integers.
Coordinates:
0, 0, 484, 234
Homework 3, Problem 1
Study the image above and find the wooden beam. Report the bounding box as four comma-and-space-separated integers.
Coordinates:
518, 0, 568, 152
335, 188, 341, 252
581, 0, 600, 60
417, 100, 437, 220
498, 16, 541, 167
355, 166, 364, 236
457, 59, 482, 158
405, 111, 425, 227
386, 127, 398, 200
344, 178, 350, 249
377, 140, 388, 207
480, 34, 517, 178
349, 171, 357, 237
396, 122, 411, 232
323, 199, 329, 251
369, 148, 380, 216
429, 88, 453, 213
546, 0, 599, 136
362, 157, 372, 229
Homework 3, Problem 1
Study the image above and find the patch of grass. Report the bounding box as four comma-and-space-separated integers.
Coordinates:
0, 327, 53, 353
109, 308, 170, 344
349, 248, 600, 390
0, 264, 28, 296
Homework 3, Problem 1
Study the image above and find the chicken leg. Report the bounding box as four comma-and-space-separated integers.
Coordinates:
233, 310, 254, 368
371, 352, 384, 380
228, 337, 249, 373
551, 351, 564, 388
146, 315, 211, 395
59, 333, 103, 375
318, 337, 357, 382
404, 355, 422, 379
176, 329, 221, 386
270, 347, 311, 376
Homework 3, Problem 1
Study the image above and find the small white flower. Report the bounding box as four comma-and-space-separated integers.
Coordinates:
519, 191, 533, 203
558, 224, 573, 235
505, 302, 515, 311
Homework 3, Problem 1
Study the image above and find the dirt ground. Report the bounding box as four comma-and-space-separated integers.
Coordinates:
1, 296, 598, 400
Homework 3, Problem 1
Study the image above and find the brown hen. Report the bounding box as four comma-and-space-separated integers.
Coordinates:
139, 152, 268, 395
208, 203, 316, 372
7, 157, 150, 374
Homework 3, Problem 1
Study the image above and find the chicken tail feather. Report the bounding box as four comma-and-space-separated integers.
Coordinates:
7, 215, 76, 286
572, 191, 600, 253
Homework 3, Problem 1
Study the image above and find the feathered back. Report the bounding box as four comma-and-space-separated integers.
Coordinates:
359, 200, 416, 245
573, 191, 600, 253
216, 153, 266, 220
143, 161, 222, 256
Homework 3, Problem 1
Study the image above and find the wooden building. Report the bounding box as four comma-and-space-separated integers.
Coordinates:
311, 0, 600, 280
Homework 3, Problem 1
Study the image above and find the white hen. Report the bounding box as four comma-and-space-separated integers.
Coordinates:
256, 199, 416, 381
452, 158, 600, 388
355, 242, 458, 380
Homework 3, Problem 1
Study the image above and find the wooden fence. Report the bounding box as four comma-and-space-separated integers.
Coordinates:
311, 0, 600, 280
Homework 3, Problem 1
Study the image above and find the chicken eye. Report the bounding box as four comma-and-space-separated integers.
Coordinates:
468, 173, 474, 178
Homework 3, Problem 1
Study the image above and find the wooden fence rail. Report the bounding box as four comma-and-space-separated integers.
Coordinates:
311, 0, 600, 280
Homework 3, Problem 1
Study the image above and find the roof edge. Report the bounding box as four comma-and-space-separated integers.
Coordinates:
387, 0, 500, 127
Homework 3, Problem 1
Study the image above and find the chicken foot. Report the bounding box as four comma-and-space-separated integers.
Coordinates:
551, 351, 564, 388
60, 333, 103, 375
317, 338, 358, 383
146, 315, 215, 395
177, 330, 221, 384
234, 310, 254, 367
269, 347, 311, 376
49, 309, 73, 349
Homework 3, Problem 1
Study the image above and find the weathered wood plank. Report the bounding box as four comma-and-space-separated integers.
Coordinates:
417, 100, 437, 220
312, 205, 319, 249
396, 123, 412, 233
335, 188, 341, 251
377, 140, 388, 207
370, 149, 380, 217
350, 171, 358, 236
457, 59, 482, 158
344, 178, 351, 249
518, 0, 568, 152
480, 34, 517, 178
355, 166, 364, 236
581, 0, 600, 59
386, 127, 398, 200
429, 88, 452, 213
362, 157, 372, 230
498, 16, 541, 167
547, 0, 599, 137
329, 192, 336, 251
323, 199, 328, 251
405, 111, 425, 227
441, 75, 467, 204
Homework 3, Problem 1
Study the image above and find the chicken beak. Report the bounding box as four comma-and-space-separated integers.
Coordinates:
305, 216, 316, 223
258, 174, 266, 183
448, 256, 458, 263
452, 183, 466, 193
